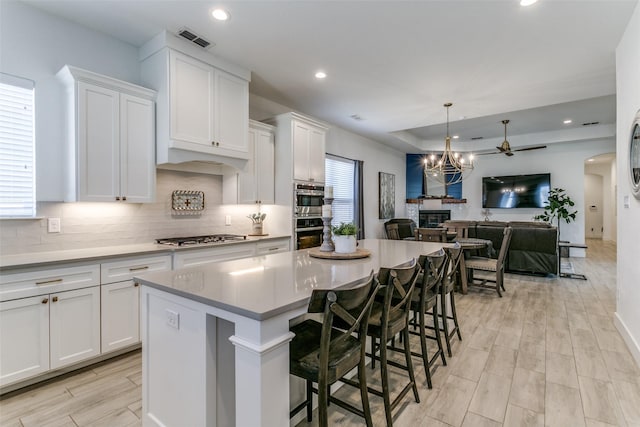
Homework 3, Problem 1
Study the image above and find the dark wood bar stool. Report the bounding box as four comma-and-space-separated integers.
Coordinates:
438, 246, 464, 357
289, 272, 379, 427
354, 259, 421, 426
407, 251, 449, 389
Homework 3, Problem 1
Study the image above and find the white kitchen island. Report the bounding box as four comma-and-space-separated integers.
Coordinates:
135, 239, 449, 427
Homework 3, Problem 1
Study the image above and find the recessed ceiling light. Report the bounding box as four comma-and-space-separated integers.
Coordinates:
563, 119, 572, 124
452, 135, 459, 139
587, 158, 595, 162
315, 71, 327, 79
211, 8, 230, 21
520, 0, 538, 6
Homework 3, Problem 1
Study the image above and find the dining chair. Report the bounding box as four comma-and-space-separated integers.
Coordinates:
443, 220, 471, 239
465, 227, 513, 297
385, 223, 401, 240
407, 251, 448, 389
414, 227, 448, 242
353, 259, 421, 427
289, 271, 379, 427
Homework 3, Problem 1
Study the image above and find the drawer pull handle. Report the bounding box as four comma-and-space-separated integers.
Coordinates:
52, 296, 59, 303
42, 298, 48, 304
35, 278, 63, 285
129, 266, 150, 272
268, 247, 279, 251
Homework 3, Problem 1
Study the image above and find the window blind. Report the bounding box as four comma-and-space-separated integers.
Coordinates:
325, 154, 355, 227
0, 74, 35, 217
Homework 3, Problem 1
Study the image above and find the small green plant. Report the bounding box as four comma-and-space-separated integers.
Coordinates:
534, 188, 577, 233
331, 222, 358, 236
247, 212, 266, 224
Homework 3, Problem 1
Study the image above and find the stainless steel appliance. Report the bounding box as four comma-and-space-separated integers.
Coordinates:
294, 217, 324, 249
294, 183, 325, 217
156, 234, 247, 246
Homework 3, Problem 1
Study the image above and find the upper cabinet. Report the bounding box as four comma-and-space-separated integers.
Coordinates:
223, 120, 275, 205
57, 66, 156, 203
140, 33, 251, 171
267, 112, 328, 204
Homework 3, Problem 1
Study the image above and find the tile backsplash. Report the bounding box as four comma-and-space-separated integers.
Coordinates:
0, 169, 290, 255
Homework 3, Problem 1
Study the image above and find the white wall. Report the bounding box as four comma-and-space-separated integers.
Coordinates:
614, 1, 640, 365
0, 1, 142, 201
458, 139, 615, 251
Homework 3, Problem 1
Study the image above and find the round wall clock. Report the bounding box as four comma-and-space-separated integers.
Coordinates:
631, 110, 640, 199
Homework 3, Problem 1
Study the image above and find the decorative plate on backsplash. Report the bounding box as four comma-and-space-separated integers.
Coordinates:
172, 190, 205, 213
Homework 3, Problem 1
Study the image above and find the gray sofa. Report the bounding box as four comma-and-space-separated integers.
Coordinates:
463, 221, 558, 276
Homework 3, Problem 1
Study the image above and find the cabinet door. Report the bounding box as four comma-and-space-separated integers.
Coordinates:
237, 127, 257, 204
169, 50, 215, 146
0, 296, 49, 386
120, 94, 155, 203
215, 70, 248, 154
101, 281, 140, 353
307, 127, 326, 183
50, 287, 101, 369
77, 81, 119, 201
255, 128, 275, 204
293, 121, 311, 181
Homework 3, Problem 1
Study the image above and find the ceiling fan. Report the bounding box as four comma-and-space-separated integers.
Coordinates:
479, 119, 547, 157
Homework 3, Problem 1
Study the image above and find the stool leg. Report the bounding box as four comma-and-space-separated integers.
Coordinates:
318, 378, 328, 427
306, 379, 313, 422
432, 305, 447, 366
358, 360, 373, 427
380, 332, 393, 427
450, 292, 462, 341
418, 309, 433, 389
441, 293, 453, 357
403, 326, 420, 403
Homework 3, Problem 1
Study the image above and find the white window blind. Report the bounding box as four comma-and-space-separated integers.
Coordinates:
0, 73, 35, 217
325, 154, 355, 227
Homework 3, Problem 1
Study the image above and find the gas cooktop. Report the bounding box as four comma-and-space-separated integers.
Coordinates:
156, 234, 247, 247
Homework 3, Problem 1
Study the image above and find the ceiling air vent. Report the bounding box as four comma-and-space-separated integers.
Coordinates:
582, 121, 600, 126
471, 136, 484, 140
177, 27, 214, 49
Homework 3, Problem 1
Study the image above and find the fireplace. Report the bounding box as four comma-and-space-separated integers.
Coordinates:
419, 210, 451, 228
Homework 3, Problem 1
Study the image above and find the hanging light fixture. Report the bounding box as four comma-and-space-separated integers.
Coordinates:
424, 103, 474, 185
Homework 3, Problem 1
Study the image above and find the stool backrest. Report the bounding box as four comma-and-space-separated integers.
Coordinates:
442, 246, 463, 295
376, 259, 420, 326
418, 250, 448, 294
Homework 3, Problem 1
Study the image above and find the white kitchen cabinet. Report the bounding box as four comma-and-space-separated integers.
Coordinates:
57, 65, 156, 203
0, 296, 50, 386
100, 254, 171, 353
140, 39, 251, 170
101, 281, 140, 353
50, 286, 101, 369
268, 112, 328, 205
223, 120, 275, 205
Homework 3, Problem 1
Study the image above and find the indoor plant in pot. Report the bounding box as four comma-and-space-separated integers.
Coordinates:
534, 187, 577, 237
332, 222, 358, 253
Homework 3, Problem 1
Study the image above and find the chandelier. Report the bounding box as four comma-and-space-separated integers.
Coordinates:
424, 103, 474, 185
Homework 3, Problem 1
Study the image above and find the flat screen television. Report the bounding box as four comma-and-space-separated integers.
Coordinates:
482, 173, 550, 208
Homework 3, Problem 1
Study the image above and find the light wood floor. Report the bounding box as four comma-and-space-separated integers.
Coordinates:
2, 239, 636, 427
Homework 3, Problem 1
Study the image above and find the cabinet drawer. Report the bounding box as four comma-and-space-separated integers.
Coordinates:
174, 244, 256, 269
256, 239, 290, 255
0, 264, 100, 302
101, 254, 172, 284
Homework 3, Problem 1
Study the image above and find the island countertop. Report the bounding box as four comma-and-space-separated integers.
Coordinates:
135, 239, 449, 320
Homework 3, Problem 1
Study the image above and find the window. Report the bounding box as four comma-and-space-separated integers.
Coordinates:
0, 73, 35, 217
325, 154, 355, 226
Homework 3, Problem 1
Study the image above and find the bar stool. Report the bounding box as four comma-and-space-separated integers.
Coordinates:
407, 251, 448, 389
289, 272, 379, 427
438, 246, 464, 357
357, 259, 421, 426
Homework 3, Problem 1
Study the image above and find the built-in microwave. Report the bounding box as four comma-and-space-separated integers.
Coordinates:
294, 183, 325, 217
294, 217, 324, 250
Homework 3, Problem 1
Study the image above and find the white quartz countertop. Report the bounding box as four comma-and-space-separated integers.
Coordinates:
135, 239, 450, 321
0, 235, 290, 271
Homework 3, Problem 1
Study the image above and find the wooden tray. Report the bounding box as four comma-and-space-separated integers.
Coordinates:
308, 247, 371, 260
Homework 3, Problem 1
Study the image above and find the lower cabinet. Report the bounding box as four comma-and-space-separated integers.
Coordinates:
50, 286, 101, 369
0, 286, 101, 386
0, 295, 50, 386
101, 280, 140, 353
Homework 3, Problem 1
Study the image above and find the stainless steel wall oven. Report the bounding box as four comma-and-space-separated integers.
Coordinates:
293, 183, 325, 249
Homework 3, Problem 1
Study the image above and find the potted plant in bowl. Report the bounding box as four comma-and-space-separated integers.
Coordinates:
332, 222, 358, 253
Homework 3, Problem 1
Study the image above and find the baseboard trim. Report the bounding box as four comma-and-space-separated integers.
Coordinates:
614, 312, 640, 368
